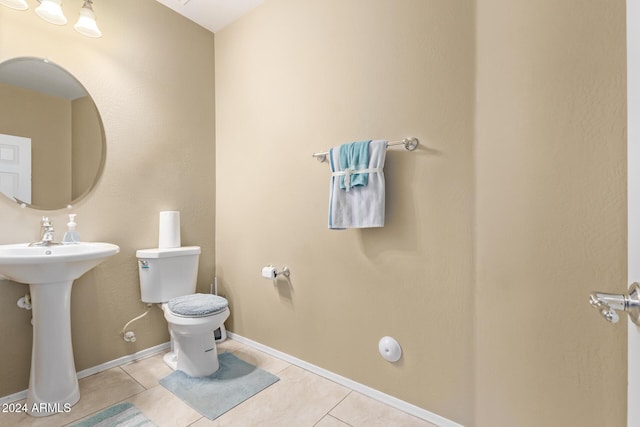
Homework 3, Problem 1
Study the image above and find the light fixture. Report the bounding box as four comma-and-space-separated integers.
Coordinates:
35, 0, 67, 25
74, 0, 101, 38
0, 0, 28, 10
2, 0, 102, 37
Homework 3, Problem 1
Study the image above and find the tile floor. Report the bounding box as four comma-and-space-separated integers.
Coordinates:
2, 338, 437, 427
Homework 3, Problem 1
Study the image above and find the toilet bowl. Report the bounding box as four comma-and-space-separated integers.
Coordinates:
162, 293, 230, 376
136, 246, 230, 377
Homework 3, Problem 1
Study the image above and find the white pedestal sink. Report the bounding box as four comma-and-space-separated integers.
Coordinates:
0, 242, 119, 417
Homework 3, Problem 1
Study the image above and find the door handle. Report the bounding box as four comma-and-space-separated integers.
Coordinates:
589, 282, 640, 326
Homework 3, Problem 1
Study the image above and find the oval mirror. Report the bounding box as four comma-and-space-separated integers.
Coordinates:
0, 57, 105, 210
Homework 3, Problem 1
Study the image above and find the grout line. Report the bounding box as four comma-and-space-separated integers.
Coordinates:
320, 391, 354, 426
77, 342, 171, 381
327, 390, 352, 414
228, 332, 464, 427
4, 336, 452, 426
0, 342, 171, 405
321, 414, 354, 427
229, 345, 293, 376
119, 364, 149, 391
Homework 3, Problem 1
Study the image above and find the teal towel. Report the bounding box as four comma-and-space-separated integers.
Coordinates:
339, 140, 371, 190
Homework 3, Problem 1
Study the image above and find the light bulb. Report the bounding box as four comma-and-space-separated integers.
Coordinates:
74, 0, 101, 38
35, 0, 67, 25
0, 0, 28, 10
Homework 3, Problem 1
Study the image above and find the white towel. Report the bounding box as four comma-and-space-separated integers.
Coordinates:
328, 140, 387, 229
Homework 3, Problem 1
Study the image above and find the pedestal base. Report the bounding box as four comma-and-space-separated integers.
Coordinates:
26, 280, 79, 417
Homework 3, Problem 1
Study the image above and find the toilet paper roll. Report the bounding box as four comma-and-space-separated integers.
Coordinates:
261, 266, 277, 279
159, 211, 181, 248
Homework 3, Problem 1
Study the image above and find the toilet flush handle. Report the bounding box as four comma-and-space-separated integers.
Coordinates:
138, 260, 149, 269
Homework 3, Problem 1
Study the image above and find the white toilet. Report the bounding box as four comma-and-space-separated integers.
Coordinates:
136, 246, 230, 377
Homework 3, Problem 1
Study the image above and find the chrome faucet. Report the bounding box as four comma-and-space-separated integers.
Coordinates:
29, 217, 58, 247
589, 283, 640, 326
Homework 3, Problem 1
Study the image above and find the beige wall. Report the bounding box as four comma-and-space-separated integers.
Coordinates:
72, 96, 103, 200
475, 1, 627, 426
0, 0, 215, 398
215, 0, 476, 424
216, 0, 627, 426
0, 0, 628, 425
0, 83, 72, 206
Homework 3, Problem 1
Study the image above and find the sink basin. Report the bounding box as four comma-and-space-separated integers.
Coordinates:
0, 242, 119, 284
0, 242, 119, 417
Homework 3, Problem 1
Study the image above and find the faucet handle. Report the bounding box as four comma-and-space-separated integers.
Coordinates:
41, 216, 51, 226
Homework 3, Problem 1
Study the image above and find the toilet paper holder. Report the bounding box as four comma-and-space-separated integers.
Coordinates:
261, 265, 290, 279
278, 266, 290, 278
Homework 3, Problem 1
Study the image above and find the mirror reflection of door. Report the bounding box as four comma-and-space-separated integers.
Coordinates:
0, 133, 31, 204
0, 57, 105, 210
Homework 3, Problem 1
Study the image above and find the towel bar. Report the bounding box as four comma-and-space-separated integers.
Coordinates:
312, 137, 419, 162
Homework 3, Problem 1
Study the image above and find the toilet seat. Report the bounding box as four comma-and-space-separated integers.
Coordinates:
167, 293, 228, 318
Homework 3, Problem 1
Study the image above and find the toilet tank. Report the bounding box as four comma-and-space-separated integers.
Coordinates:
136, 246, 201, 303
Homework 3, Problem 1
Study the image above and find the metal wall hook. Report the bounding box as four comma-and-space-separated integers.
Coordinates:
589, 282, 640, 326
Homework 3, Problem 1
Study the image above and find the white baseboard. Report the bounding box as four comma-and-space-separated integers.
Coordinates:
76, 342, 171, 380
1, 336, 463, 427
0, 342, 170, 406
227, 332, 464, 427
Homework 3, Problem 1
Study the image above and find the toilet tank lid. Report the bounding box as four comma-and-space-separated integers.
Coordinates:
136, 246, 201, 258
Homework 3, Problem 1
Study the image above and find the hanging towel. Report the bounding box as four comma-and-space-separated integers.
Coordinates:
328, 140, 387, 229
339, 140, 371, 191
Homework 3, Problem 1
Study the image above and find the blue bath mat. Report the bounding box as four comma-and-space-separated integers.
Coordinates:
159, 352, 279, 420
70, 402, 156, 427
